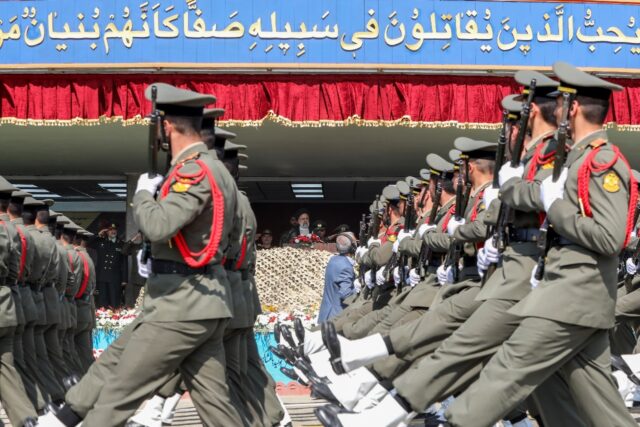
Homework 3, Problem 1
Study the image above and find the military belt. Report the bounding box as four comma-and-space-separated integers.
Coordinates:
550, 235, 574, 247
508, 228, 540, 243
240, 270, 249, 281
75, 294, 91, 303
151, 259, 214, 276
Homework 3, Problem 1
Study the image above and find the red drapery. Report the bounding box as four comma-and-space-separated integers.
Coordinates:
1, 73, 639, 129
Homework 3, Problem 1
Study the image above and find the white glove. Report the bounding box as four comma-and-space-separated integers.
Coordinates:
392, 266, 401, 286
408, 268, 421, 286
418, 224, 436, 237
392, 240, 400, 254
530, 265, 540, 289
353, 278, 362, 293
626, 258, 638, 276
367, 237, 381, 248
540, 168, 568, 212
135, 173, 164, 195
483, 187, 500, 208
447, 218, 466, 236
136, 249, 152, 278
631, 230, 638, 241
498, 163, 524, 186
476, 247, 490, 273
355, 246, 368, 259
364, 270, 374, 289
398, 230, 413, 242
436, 265, 453, 285
484, 237, 500, 264
375, 266, 386, 286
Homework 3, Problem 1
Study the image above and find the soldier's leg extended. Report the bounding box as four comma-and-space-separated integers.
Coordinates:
83, 319, 242, 427
368, 285, 482, 380
445, 317, 636, 427
34, 323, 66, 401
391, 299, 520, 411
0, 326, 38, 425
44, 323, 70, 384
612, 287, 640, 355
224, 328, 254, 427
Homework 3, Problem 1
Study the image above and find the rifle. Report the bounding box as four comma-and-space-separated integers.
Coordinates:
397, 189, 415, 290
534, 91, 571, 281
141, 86, 162, 264
445, 157, 470, 283
362, 197, 382, 299
358, 213, 367, 246
484, 80, 537, 281
418, 179, 443, 278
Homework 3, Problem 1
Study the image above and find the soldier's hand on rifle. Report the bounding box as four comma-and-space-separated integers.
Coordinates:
393, 230, 412, 253
408, 268, 421, 286
498, 163, 525, 186
437, 265, 453, 285
540, 168, 569, 212
447, 218, 466, 236
626, 258, 638, 276
135, 173, 164, 195
418, 223, 436, 237
483, 187, 500, 208
476, 247, 490, 275
530, 266, 540, 289
136, 249, 152, 278
484, 238, 501, 264
375, 266, 387, 286
392, 266, 401, 286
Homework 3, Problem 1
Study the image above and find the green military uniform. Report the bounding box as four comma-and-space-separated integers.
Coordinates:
82, 84, 243, 427
445, 62, 637, 427
61, 222, 85, 376
369, 144, 493, 380
0, 178, 38, 427
10, 192, 59, 404
23, 197, 66, 402
74, 237, 96, 373
392, 76, 568, 414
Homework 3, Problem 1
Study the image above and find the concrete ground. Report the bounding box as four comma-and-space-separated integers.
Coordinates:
2, 396, 640, 426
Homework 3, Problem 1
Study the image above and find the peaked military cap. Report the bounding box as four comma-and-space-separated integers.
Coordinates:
81, 231, 95, 238
382, 185, 400, 203
514, 70, 559, 101
215, 127, 237, 140
396, 181, 411, 198
0, 176, 17, 194
224, 140, 247, 151
238, 153, 248, 160
41, 199, 55, 207
49, 210, 62, 218
239, 164, 248, 171
406, 176, 422, 190
57, 215, 70, 225
23, 197, 44, 208
426, 154, 455, 177
449, 149, 462, 165
145, 83, 215, 117
501, 94, 523, 116
454, 137, 498, 160
202, 108, 225, 128
419, 169, 431, 183
549, 61, 622, 100
63, 221, 81, 231
10, 190, 30, 200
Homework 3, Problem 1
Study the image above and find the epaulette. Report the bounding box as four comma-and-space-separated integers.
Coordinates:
589, 139, 607, 149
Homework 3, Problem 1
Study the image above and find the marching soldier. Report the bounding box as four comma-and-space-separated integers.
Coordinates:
443, 62, 638, 427
73, 230, 96, 373
0, 177, 38, 427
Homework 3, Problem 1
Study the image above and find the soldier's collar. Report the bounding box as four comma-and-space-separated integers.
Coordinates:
572, 129, 608, 152
171, 142, 207, 166
525, 129, 555, 154
471, 181, 492, 197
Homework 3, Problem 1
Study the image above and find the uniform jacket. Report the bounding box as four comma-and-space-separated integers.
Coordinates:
94, 237, 127, 285
511, 130, 632, 329
133, 142, 238, 322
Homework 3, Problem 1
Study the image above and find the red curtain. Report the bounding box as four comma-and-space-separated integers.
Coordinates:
1, 73, 639, 128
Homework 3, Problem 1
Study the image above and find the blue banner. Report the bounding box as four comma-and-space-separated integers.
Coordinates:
0, 0, 639, 70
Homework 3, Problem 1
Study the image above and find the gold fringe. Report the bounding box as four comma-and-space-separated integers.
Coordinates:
0, 110, 638, 131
